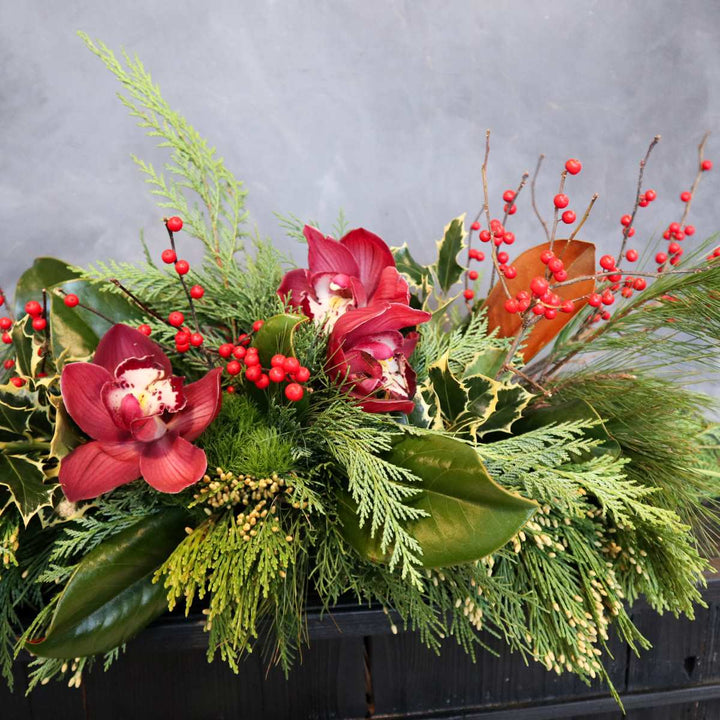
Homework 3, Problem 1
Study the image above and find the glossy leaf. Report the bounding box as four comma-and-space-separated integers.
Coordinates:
253, 313, 307, 366
27, 508, 190, 658
340, 433, 536, 567
425, 356, 467, 426
49, 279, 143, 363
0, 453, 55, 524
0, 386, 34, 437
48, 393, 83, 460
474, 384, 534, 438
14, 257, 80, 319
483, 239, 596, 361
392, 243, 432, 290
433, 215, 466, 294
11, 317, 36, 377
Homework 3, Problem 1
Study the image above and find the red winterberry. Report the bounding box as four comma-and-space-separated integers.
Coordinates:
540, 250, 554, 265
502, 189, 516, 203
0, 295, 4, 307
469, 248, 483, 260
497, 251, 509, 264
3, 359, 14, 369
560, 300, 574, 313
161, 249, 177, 264
644, 189, 657, 201
504, 266, 518, 279
491, 219, 505, 236
662, 230, 671, 240
1, 332, 11, 344
470, 221, 481, 231
561, 210, 576, 224
553, 269, 568, 282
32, 317, 46, 331
655, 252, 668, 264
189, 332, 204, 347
190, 285, 205, 299
553, 193, 569, 209
283, 357, 301, 374
233, 346, 247, 360
669, 222, 680, 233
271, 354, 286, 367
565, 158, 582, 175
463, 289, 475, 301
548, 258, 564, 274
218, 343, 234, 358
295, 366, 311, 383
168, 311, 185, 327
684, 225, 696, 236
175, 260, 190, 275
601, 290, 615, 306
266, 367, 284, 383
25, 301, 42, 316
620, 215, 632, 227
468, 270, 479, 281
588, 293, 602, 307
702, 159, 713, 171
668, 242, 681, 255
137, 324, 152, 336
532, 304, 545, 316
633, 278, 647, 291
599, 255, 616, 271
0, 318, 11, 331
10, 377, 25, 388
285, 383, 304, 402
625, 249, 639, 262
503, 232, 516, 245
601, 311, 612, 321
638, 197, 649, 208
504, 298, 519, 314
255, 374, 270, 390
621, 287, 633, 298
252, 320, 264, 332
244, 353, 260, 367
478, 230, 491, 243
530, 277, 549, 296
226, 386, 236, 394
680, 191, 692, 202
504, 203, 517, 215
245, 365, 262, 382
626, 227, 635, 237
166, 216, 183, 232
226, 360, 242, 376
544, 307, 557, 319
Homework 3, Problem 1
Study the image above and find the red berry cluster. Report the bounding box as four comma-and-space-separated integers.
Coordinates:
23, 300, 47, 332
0, 314, 12, 345
219, 336, 309, 401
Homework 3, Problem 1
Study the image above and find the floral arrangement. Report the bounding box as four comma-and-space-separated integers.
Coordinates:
1, 36, 719, 698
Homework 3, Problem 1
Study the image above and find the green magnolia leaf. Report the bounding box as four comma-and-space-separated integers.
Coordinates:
27, 508, 190, 658
49, 279, 143, 364
0, 454, 55, 524
515, 398, 621, 460
14, 257, 80, 319
340, 433, 536, 567
393, 243, 432, 290
433, 215, 466, 294
253, 313, 308, 366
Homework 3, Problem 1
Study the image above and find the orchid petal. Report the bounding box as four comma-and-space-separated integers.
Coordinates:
332, 304, 431, 346
360, 397, 416, 413
130, 414, 168, 442
371, 266, 410, 305
278, 269, 313, 308
340, 229, 396, 297
93, 324, 171, 375
305, 225, 359, 277
61, 363, 127, 442
59, 440, 141, 502
165, 368, 222, 441
140, 434, 207, 493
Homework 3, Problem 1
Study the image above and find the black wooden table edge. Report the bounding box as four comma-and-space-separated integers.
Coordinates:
370, 683, 720, 719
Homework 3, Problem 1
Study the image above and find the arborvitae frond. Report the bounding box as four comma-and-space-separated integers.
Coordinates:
79, 33, 248, 275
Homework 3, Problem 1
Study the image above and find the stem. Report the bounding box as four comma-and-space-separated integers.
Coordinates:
495, 314, 539, 379
615, 135, 661, 269
503, 363, 552, 397
531, 155, 551, 243
0, 287, 13, 322
548, 170, 568, 257
1, 441, 51, 453
110, 279, 167, 324
566, 193, 599, 244
55, 289, 115, 325
480, 130, 511, 299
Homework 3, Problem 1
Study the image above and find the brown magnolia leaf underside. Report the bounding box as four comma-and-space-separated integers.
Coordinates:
483, 239, 596, 362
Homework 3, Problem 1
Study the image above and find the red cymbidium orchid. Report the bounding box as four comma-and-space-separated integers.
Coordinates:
327, 303, 431, 413
59, 324, 222, 502
278, 225, 409, 330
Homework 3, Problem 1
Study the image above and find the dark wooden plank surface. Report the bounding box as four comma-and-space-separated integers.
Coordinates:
4, 580, 720, 718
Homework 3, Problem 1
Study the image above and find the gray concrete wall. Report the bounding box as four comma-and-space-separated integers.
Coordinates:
2, 1, 719, 302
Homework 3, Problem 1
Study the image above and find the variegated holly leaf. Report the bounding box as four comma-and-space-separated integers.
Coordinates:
432, 215, 466, 294
0, 454, 56, 525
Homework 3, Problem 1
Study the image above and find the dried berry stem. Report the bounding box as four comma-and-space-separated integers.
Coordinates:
110, 279, 167, 324
531, 154, 551, 244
